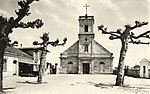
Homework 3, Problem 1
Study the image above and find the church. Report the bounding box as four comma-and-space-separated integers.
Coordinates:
59, 9, 113, 74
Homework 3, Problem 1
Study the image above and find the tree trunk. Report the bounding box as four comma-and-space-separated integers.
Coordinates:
37, 47, 47, 84
0, 41, 6, 93
115, 40, 128, 86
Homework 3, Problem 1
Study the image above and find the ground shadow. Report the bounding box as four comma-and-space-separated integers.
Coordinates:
123, 85, 150, 90
71, 81, 150, 93
88, 81, 150, 90
94, 82, 150, 90
3, 87, 16, 90
71, 81, 114, 89
94, 83, 114, 88
16, 81, 47, 84
88, 81, 114, 88
3, 87, 16, 94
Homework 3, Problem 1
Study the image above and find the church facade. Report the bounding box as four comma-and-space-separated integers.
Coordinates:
60, 14, 113, 74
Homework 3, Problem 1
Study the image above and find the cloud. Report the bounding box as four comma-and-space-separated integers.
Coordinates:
0, 9, 10, 17
0, 0, 18, 17
111, 0, 149, 21
1, 0, 150, 67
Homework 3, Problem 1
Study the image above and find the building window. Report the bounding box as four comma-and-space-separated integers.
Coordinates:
84, 44, 88, 52
3, 59, 7, 72
85, 38, 87, 41
68, 62, 73, 64
99, 62, 105, 65
67, 62, 73, 74
47, 63, 49, 69
13, 60, 17, 75
143, 66, 146, 74
99, 62, 105, 72
13, 60, 17, 64
85, 25, 88, 32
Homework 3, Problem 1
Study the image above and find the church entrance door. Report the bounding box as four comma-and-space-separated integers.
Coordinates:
83, 63, 90, 74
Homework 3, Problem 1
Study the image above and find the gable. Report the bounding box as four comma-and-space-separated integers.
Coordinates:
140, 58, 150, 64
93, 40, 112, 55
61, 41, 79, 55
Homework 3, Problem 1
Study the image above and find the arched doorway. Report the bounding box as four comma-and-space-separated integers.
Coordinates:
67, 62, 73, 74
99, 62, 105, 73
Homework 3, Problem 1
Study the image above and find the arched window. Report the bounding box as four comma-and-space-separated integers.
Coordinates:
85, 25, 88, 32
68, 62, 73, 64
67, 62, 74, 74
13, 60, 17, 64
84, 44, 88, 52
85, 38, 87, 41
99, 62, 105, 73
99, 62, 105, 65
13, 60, 17, 75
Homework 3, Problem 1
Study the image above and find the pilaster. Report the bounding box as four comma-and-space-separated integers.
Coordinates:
78, 59, 83, 74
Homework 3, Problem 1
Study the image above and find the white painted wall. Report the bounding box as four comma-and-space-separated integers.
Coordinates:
140, 59, 150, 78
3, 56, 19, 77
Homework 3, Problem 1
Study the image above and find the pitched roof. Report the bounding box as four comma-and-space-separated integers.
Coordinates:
19, 47, 43, 50
61, 40, 79, 54
93, 40, 112, 55
19, 47, 43, 56
4, 46, 33, 59
140, 58, 150, 63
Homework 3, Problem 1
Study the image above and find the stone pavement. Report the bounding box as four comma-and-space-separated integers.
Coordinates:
3, 74, 150, 94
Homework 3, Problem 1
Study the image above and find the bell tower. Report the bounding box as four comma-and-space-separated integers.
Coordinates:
60, 4, 113, 74
78, 4, 95, 54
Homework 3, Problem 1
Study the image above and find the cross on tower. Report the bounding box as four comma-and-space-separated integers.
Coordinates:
83, 4, 90, 15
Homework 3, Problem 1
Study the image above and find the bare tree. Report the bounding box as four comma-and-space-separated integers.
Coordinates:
98, 21, 150, 86
0, 0, 43, 93
33, 32, 67, 84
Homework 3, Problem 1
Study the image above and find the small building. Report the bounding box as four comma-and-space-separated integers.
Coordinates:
19, 47, 52, 75
4, 46, 34, 77
60, 13, 113, 74
19, 47, 43, 76
3, 46, 48, 77
140, 58, 150, 78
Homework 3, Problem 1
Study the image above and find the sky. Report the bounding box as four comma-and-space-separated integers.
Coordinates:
0, 0, 150, 68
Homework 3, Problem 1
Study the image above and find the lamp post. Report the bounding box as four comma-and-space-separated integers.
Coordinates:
33, 32, 67, 84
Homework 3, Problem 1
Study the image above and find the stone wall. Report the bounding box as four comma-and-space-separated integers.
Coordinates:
60, 57, 78, 74
92, 58, 113, 74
